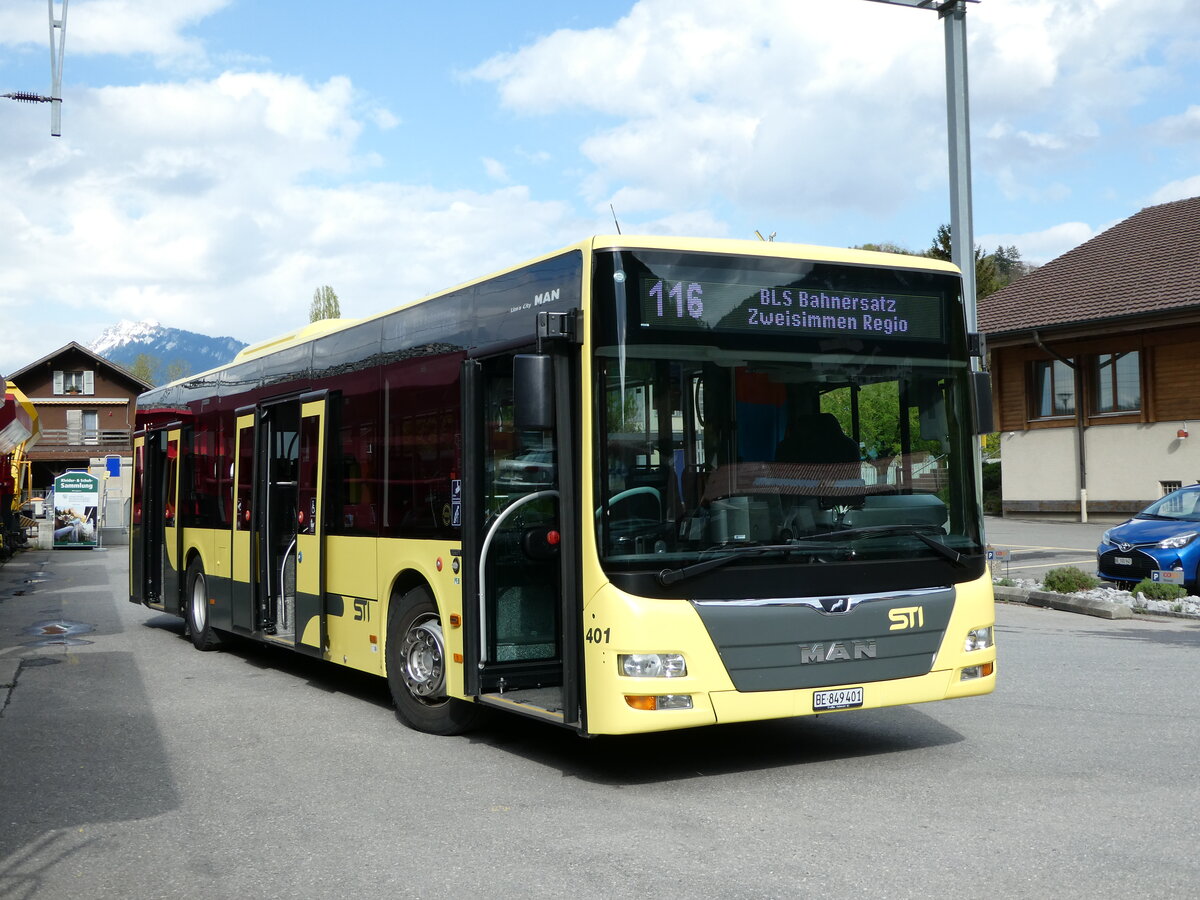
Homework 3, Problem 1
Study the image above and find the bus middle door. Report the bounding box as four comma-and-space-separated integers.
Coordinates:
293, 392, 329, 656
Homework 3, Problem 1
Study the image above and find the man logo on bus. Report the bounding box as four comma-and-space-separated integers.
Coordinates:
888, 606, 924, 630
798, 640, 877, 664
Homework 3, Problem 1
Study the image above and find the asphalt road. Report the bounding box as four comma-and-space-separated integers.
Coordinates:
2, 545, 1199, 898
984, 514, 1113, 583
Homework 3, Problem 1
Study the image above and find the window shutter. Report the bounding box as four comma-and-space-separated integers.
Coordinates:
53, 370, 64, 394
84, 370, 95, 395
66, 409, 83, 443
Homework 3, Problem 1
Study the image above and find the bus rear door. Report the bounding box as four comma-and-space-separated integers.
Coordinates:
233, 396, 321, 651
131, 426, 184, 614
293, 392, 329, 656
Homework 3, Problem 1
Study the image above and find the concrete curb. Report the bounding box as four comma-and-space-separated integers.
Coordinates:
992, 584, 1133, 620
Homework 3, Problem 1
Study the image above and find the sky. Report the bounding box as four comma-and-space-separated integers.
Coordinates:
2, 0, 1199, 376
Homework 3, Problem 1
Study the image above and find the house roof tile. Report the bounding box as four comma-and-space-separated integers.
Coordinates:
979, 196, 1200, 336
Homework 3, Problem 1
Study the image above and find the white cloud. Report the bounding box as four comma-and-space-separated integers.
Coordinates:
0, 0, 230, 65
1149, 176, 1200, 205
977, 222, 1097, 265
470, 0, 1200, 229
0, 70, 588, 375
482, 157, 510, 182
1155, 105, 1200, 143
472, 0, 946, 221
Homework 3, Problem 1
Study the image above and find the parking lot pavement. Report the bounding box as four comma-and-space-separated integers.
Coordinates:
983, 515, 1119, 583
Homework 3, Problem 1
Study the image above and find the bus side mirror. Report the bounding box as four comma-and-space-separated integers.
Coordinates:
971, 371, 994, 435
513, 354, 554, 431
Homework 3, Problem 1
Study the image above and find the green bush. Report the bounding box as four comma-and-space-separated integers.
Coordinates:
1042, 566, 1099, 594
982, 462, 1002, 515
1131, 578, 1188, 602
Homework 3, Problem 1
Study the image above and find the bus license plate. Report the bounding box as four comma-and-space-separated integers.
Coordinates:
813, 687, 864, 712
1113, 557, 1132, 566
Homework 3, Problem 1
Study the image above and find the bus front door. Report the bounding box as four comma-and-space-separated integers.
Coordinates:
463, 350, 582, 729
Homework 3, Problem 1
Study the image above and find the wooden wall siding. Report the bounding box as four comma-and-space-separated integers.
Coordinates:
995, 350, 1027, 432
1152, 342, 1200, 421
990, 323, 1200, 431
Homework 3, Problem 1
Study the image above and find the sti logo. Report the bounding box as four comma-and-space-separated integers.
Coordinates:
888, 606, 925, 631
353, 598, 370, 622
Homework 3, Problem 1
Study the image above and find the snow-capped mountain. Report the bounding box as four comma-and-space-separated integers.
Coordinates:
89, 320, 247, 384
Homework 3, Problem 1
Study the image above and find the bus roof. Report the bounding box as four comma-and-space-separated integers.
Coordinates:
151, 235, 961, 391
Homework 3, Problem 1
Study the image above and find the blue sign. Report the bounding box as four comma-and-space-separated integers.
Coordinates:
105, 455, 122, 478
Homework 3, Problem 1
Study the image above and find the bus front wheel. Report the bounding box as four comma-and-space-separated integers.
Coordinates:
185, 559, 223, 651
385, 586, 479, 735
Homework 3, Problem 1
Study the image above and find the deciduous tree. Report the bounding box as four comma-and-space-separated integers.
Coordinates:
309, 285, 341, 322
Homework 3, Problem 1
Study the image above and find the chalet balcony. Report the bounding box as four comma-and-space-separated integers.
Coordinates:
28, 428, 133, 457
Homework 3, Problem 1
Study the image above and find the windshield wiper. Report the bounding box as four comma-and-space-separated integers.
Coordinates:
805, 524, 967, 566
657, 543, 821, 587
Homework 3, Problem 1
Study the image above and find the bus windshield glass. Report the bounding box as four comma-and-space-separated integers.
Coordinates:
592, 248, 985, 594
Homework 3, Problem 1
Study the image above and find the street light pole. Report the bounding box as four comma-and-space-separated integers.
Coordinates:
2, 0, 69, 136
942, 0, 976, 334
48, 0, 69, 137
862, 0, 980, 336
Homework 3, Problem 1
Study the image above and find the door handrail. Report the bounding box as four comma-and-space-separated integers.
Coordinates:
477, 489, 559, 665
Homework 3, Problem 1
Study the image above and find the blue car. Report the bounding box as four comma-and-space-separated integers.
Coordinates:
1097, 484, 1200, 592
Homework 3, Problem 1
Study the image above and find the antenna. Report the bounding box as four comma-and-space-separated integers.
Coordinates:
609, 204, 622, 235
754, 230, 777, 242
2, 1, 69, 136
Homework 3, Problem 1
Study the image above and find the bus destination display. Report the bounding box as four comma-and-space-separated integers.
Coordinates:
639, 276, 945, 341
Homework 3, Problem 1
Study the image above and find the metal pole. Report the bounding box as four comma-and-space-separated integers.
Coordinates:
942, 0, 977, 336
48, 0, 68, 137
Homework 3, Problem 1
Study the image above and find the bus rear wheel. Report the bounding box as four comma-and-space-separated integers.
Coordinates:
385, 586, 479, 735
185, 559, 223, 651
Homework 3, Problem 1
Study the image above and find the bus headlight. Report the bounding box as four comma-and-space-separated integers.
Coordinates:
619, 653, 687, 678
965, 627, 993, 652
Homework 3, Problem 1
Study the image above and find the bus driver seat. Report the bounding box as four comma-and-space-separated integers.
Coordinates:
775, 412, 860, 476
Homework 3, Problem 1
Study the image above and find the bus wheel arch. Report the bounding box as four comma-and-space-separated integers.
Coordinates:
184, 555, 223, 651
384, 581, 479, 735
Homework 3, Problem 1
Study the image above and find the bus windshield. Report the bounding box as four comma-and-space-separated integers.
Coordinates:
592, 248, 985, 595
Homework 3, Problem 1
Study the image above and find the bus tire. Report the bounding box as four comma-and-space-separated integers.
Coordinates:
385, 586, 479, 735
185, 559, 223, 651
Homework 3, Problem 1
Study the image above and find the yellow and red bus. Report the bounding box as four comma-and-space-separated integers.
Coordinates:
130, 236, 996, 735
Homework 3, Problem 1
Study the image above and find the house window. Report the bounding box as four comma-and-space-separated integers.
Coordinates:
1092, 352, 1140, 413
1032, 359, 1075, 417
53, 369, 95, 396
65, 409, 98, 444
